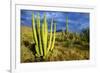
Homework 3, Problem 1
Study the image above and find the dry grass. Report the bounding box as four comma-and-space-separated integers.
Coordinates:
21, 25, 89, 63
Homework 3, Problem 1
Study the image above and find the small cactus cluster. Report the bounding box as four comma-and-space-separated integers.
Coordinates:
32, 12, 56, 60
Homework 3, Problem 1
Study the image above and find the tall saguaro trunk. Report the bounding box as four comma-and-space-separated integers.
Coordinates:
66, 16, 68, 33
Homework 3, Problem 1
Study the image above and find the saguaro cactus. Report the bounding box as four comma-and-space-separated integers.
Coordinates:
32, 12, 56, 60
66, 16, 68, 33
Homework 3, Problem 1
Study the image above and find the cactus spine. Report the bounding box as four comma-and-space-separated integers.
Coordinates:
32, 12, 56, 60
66, 16, 68, 33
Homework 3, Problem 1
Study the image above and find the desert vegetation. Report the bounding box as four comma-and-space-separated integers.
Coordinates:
21, 12, 89, 63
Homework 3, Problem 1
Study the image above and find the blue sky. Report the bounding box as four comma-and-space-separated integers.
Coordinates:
21, 10, 89, 32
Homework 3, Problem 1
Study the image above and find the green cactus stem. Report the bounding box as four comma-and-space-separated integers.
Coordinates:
47, 18, 53, 53
32, 13, 40, 57
50, 23, 56, 51
66, 16, 68, 33
36, 13, 43, 56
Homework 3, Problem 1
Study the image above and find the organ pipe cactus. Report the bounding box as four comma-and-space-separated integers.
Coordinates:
32, 12, 56, 60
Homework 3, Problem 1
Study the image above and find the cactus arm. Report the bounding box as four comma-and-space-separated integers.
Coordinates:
41, 23, 45, 54
42, 22, 47, 58
43, 13, 48, 57
32, 13, 40, 56
47, 18, 53, 53
50, 23, 56, 51
36, 13, 43, 56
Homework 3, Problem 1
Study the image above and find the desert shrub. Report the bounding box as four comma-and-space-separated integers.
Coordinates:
81, 42, 89, 50
23, 40, 30, 47
55, 32, 66, 42
63, 40, 74, 47
68, 34, 74, 40
55, 37, 64, 42
21, 46, 35, 63
80, 28, 89, 42
73, 40, 82, 45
